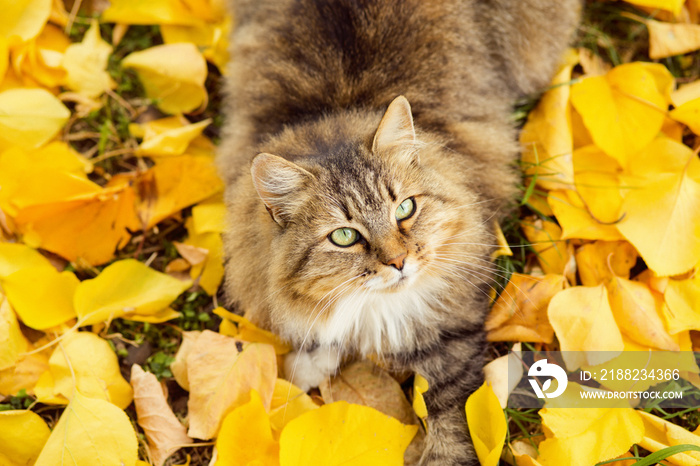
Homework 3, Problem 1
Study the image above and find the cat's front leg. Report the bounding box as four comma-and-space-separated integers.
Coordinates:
283, 343, 342, 392
400, 326, 486, 466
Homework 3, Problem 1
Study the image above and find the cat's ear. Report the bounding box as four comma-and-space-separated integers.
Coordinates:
251, 153, 314, 226
372, 95, 416, 155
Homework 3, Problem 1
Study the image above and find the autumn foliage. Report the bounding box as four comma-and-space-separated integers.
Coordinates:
1, 0, 700, 465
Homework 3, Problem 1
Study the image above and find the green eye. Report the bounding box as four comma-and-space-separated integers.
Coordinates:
396, 198, 415, 221
329, 228, 360, 247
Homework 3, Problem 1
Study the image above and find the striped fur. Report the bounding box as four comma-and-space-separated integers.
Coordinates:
219, 1, 579, 464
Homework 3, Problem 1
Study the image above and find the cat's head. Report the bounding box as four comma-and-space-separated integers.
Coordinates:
250, 96, 492, 326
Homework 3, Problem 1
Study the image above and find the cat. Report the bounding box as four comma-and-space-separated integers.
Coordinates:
218, 0, 579, 464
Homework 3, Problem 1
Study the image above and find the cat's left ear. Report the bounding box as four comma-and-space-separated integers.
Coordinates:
372, 95, 417, 159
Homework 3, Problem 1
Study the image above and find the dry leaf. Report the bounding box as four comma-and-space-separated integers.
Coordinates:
0, 339, 49, 396
572, 145, 624, 225
279, 401, 417, 466
171, 330, 201, 391
0, 0, 52, 41
131, 364, 192, 466
484, 347, 523, 409
547, 189, 625, 241
34, 391, 139, 466
637, 410, 700, 466
465, 382, 507, 466
670, 96, 700, 135
0, 410, 51, 466
0, 88, 70, 149
0, 295, 28, 371
0, 242, 51, 279
486, 273, 565, 343
647, 20, 700, 59
135, 117, 211, 157
664, 276, 700, 334
101, 0, 202, 26
215, 307, 291, 355
521, 217, 576, 279
574, 241, 637, 287
269, 378, 318, 433
62, 19, 115, 99
186, 330, 277, 440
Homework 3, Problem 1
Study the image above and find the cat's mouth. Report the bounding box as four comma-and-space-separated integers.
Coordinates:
363, 260, 419, 292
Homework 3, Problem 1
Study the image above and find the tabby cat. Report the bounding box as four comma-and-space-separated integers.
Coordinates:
219, 0, 579, 464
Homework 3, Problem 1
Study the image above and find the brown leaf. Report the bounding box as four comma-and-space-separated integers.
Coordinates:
318, 360, 425, 465
485, 273, 565, 343
186, 330, 277, 440
131, 365, 192, 466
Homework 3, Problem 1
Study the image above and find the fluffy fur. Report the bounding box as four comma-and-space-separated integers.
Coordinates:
219, 1, 579, 464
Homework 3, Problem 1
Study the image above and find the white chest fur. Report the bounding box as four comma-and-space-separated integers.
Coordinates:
316, 276, 444, 355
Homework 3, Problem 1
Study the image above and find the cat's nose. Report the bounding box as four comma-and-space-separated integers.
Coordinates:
385, 252, 407, 271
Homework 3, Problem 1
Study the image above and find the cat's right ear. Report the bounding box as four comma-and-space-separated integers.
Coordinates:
251, 153, 314, 226
372, 95, 417, 162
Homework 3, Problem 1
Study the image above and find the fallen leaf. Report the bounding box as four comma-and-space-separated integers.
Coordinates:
664, 276, 700, 334
11, 23, 69, 89
0, 0, 52, 41
74, 259, 191, 326
670, 96, 700, 135
484, 344, 523, 410
547, 189, 625, 241
269, 378, 318, 433
647, 20, 700, 59
0, 410, 51, 466
0, 88, 70, 149
134, 117, 211, 157
574, 241, 637, 287
161, 16, 231, 71
131, 364, 192, 466
279, 401, 417, 466
607, 276, 679, 350
171, 330, 201, 391
186, 330, 277, 440
34, 331, 133, 408
547, 284, 624, 370
537, 395, 643, 466
465, 382, 507, 466
485, 273, 565, 343
216, 308, 291, 354
572, 145, 624, 225
101, 0, 202, 26
216, 390, 280, 466
520, 218, 576, 278
520, 49, 578, 190
62, 19, 115, 99
624, 0, 683, 15
0, 242, 51, 279
0, 339, 49, 396
184, 220, 224, 296
34, 391, 139, 466
616, 137, 700, 277
2, 265, 78, 330
671, 80, 700, 107
122, 43, 208, 114
638, 410, 700, 466
569, 62, 669, 167
0, 295, 28, 371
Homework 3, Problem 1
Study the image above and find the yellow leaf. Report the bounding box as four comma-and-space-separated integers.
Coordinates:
34, 391, 138, 466
607, 277, 679, 351
74, 259, 191, 326
131, 364, 192, 466
186, 330, 277, 439
191, 201, 226, 234
2, 265, 78, 330
185, 207, 226, 295
548, 189, 625, 241
0, 88, 70, 149
547, 285, 624, 370
122, 43, 208, 114
574, 241, 637, 287
11, 175, 140, 265
670, 97, 700, 135
664, 276, 700, 334
138, 154, 223, 228
214, 307, 292, 355
62, 19, 115, 99
0, 0, 51, 41
537, 400, 643, 466
572, 145, 624, 225
0, 295, 28, 371
216, 390, 280, 466
465, 383, 507, 466
0, 242, 51, 278
0, 340, 49, 396
647, 20, 700, 59
134, 117, 211, 157
11, 23, 70, 89
412, 374, 429, 421
520, 49, 578, 191
616, 137, 700, 276
623, 0, 684, 15
484, 346, 523, 410
0, 410, 50, 466
485, 273, 564, 343
491, 220, 513, 259
162, 16, 232, 71
269, 378, 318, 433
102, 0, 202, 26
521, 217, 577, 278
638, 410, 700, 466
34, 331, 133, 408
279, 401, 417, 466
569, 63, 669, 166
671, 80, 700, 107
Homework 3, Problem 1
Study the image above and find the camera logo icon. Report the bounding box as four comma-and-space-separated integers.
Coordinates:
528, 359, 568, 399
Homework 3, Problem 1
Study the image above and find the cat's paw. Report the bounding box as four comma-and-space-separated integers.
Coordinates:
283, 348, 340, 392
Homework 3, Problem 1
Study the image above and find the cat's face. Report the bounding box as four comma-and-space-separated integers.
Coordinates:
251, 97, 490, 333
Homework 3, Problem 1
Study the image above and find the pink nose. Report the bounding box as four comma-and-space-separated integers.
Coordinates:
386, 252, 407, 271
